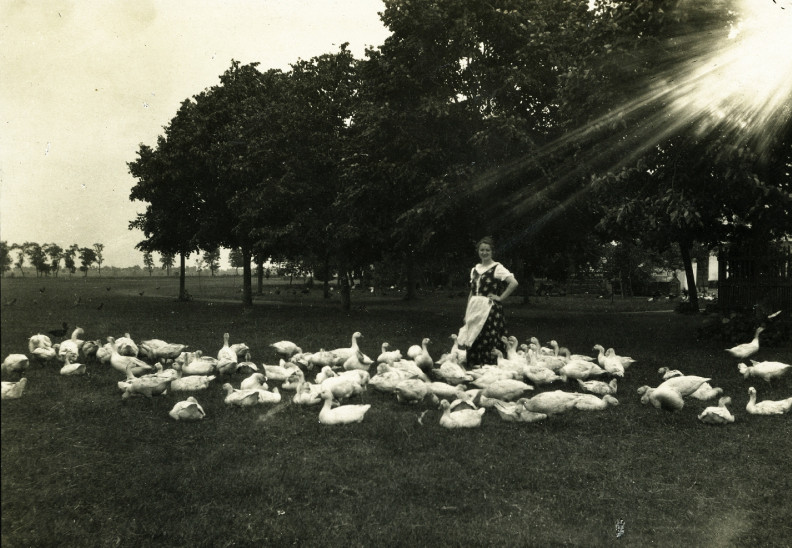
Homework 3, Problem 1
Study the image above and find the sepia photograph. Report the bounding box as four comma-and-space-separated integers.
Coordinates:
2, 1, 791, 546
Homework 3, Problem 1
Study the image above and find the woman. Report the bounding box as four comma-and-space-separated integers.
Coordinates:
457, 237, 519, 368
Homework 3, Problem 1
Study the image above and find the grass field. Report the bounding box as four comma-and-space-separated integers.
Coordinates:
2, 276, 791, 547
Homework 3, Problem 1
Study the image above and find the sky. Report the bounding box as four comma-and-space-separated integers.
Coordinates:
0, 0, 391, 267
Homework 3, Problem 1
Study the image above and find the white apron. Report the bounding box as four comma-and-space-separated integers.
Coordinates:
456, 295, 492, 347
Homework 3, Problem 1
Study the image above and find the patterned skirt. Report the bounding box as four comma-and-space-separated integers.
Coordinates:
466, 302, 507, 368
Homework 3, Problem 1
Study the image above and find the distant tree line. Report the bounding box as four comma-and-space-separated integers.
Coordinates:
0, 241, 105, 278
128, 1, 791, 310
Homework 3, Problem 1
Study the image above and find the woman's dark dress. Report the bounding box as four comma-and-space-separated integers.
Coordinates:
467, 264, 508, 368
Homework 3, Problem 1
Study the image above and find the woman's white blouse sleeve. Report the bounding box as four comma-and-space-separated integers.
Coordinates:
493, 264, 513, 281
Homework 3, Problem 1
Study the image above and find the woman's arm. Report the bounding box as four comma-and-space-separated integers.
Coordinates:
488, 276, 518, 302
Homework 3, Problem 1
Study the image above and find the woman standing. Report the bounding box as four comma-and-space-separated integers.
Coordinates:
458, 237, 519, 368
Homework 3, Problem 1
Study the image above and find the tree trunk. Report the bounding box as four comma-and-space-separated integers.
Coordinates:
323, 254, 331, 299
178, 252, 188, 301
679, 241, 699, 313
242, 247, 253, 306
522, 258, 533, 305
256, 260, 264, 295
339, 270, 351, 311
696, 249, 709, 296
405, 251, 416, 301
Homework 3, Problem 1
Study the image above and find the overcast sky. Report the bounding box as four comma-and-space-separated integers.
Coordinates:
0, 1, 390, 267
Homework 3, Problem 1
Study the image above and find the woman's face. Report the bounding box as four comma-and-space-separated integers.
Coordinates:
477, 243, 493, 262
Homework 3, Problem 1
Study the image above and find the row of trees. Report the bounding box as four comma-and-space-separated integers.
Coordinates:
0, 241, 104, 277
141, 249, 221, 277
129, 0, 791, 309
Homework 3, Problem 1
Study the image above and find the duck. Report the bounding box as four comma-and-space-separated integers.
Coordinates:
572, 394, 619, 411
577, 378, 618, 396
492, 399, 547, 422
180, 351, 217, 376
121, 363, 171, 400
376, 342, 403, 365
240, 372, 268, 391
263, 360, 299, 382
114, 333, 139, 357
168, 396, 206, 421
738, 360, 792, 384
2, 354, 30, 375
270, 340, 302, 358
255, 386, 282, 404
216, 333, 238, 374
688, 382, 724, 401
171, 368, 215, 392
698, 397, 735, 424
108, 337, 154, 377
481, 379, 533, 401
235, 353, 259, 375
657, 367, 684, 380
292, 379, 324, 405
746, 386, 792, 415
413, 338, 434, 373
1, 378, 28, 399
59, 355, 86, 376
438, 399, 485, 428
393, 378, 434, 405
725, 327, 764, 359
318, 389, 371, 424
222, 383, 261, 407
522, 390, 582, 415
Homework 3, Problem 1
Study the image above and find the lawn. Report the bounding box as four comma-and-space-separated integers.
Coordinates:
2, 276, 791, 547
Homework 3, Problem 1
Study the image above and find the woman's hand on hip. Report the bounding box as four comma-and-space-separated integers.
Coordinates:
487, 294, 501, 303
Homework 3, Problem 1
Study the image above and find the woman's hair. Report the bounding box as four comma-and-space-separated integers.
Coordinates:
476, 236, 495, 250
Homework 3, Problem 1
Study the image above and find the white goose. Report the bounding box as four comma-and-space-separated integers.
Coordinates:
726, 327, 764, 359
270, 340, 302, 358
738, 360, 792, 383
746, 386, 792, 415
292, 379, 324, 406
108, 337, 154, 377
393, 378, 434, 405
256, 386, 282, 404
573, 394, 619, 411
438, 399, 485, 428
59, 355, 86, 376
343, 350, 372, 372
698, 397, 735, 424
320, 375, 364, 402
216, 333, 238, 375
2, 354, 30, 375
1, 378, 27, 399
688, 382, 723, 401
121, 363, 171, 400
169, 397, 206, 421
413, 338, 434, 373
492, 399, 547, 422
331, 332, 364, 363
171, 368, 215, 392
115, 333, 139, 357
377, 342, 403, 365
28, 334, 53, 353
523, 390, 582, 415
318, 389, 371, 424
235, 352, 259, 375
481, 379, 533, 401
240, 372, 268, 391
658, 366, 683, 380
180, 351, 217, 376
263, 360, 299, 382
435, 361, 473, 385
577, 378, 618, 396
222, 383, 261, 407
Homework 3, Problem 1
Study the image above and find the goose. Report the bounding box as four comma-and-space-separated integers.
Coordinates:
58, 338, 79, 363
471, 367, 518, 388
28, 334, 53, 354
292, 379, 324, 405
330, 332, 364, 362
179, 351, 217, 376
240, 372, 268, 391
59, 355, 86, 376
1, 354, 30, 375
263, 360, 298, 382
492, 348, 527, 375
222, 383, 261, 407
115, 333, 139, 357
256, 386, 282, 404
657, 375, 712, 398
481, 379, 533, 401
413, 338, 434, 373
369, 370, 406, 393
558, 360, 606, 380
318, 389, 371, 424
596, 348, 625, 378
746, 386, 792, 415
32, 343, 60, 363
555, 346, 595, 363
638, 385, 685, 411
530, 344, 566, 371
658, 367, 684, 380
438, 399, 485, 428
434, 361, 473, 385
282, 370, 305, 391
390, 359, 431, 382
406, 342, 423, 360
530, 337, 554, 356
698, 397, 735, 424
320, 375, 364, 402
171, 367, 215, 392
393, 378, 434, 405
142, 340, 188, 361
314, 365, 337, 385
169, 396, 206, 421
308, 350, 340, 370
69, 327, 86, 351
1, 378, 27, 399
502, 336, 525, 363
726, 327, 764, 359
339, 369, 370, 388
738, 360, 792, 384
229, 342, 250, 361
121, 363, 171, 400
688, 382, 724, 401
81, 340, 101, 361
493, 399, 547, 422
343, 350, 372, 372
606, 348, 636, 369
235, 353, 259, 375
270, 340, 302, 358
572, 394, 619, 411
437, 334, 466, 366
577, 378, 618, 396
427, 381, 467, 401
96, 342, 113, 365
376, 342, 403, 365
108, 337, 154, 377
216, 333, 238, 374
523, 390, 582, 415
523, 365, 564, 386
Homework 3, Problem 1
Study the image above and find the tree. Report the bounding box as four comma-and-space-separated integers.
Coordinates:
64, 244, 79, 275
0, 241, 11, 277
44, 243, 63, 277
202, 248, 221, 276
93, 243, 104, 275
229, 248, 244, 276
23, 242, 50, 277
78, 247, 97, 277
142, 250, 154, 276
11, 243, 25, 276
160, 252, 174, 276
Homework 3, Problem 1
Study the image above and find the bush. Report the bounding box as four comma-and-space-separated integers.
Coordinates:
696, 310, 791, 346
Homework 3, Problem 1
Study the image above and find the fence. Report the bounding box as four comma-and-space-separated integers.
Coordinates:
717, 245, 792, 311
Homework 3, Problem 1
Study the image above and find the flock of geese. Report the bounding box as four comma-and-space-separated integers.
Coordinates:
1, 323, 791, 427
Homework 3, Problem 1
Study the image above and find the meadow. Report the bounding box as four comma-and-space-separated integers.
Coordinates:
2, 275, 791, 547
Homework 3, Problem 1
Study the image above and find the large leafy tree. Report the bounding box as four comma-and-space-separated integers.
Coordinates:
78, 247, 97, 277
44, 243, 63, 277
0, 241, 12, 277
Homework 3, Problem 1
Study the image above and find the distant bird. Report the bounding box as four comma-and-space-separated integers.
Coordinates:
39, 287, 45, 293
73, 296, 81, 306
48, 322, 69, 338
3, 298, 16, 306
138, 291, 145, 296
155, 286, 160, 290
97, 303, 104, 311
106, 286, 111, 291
